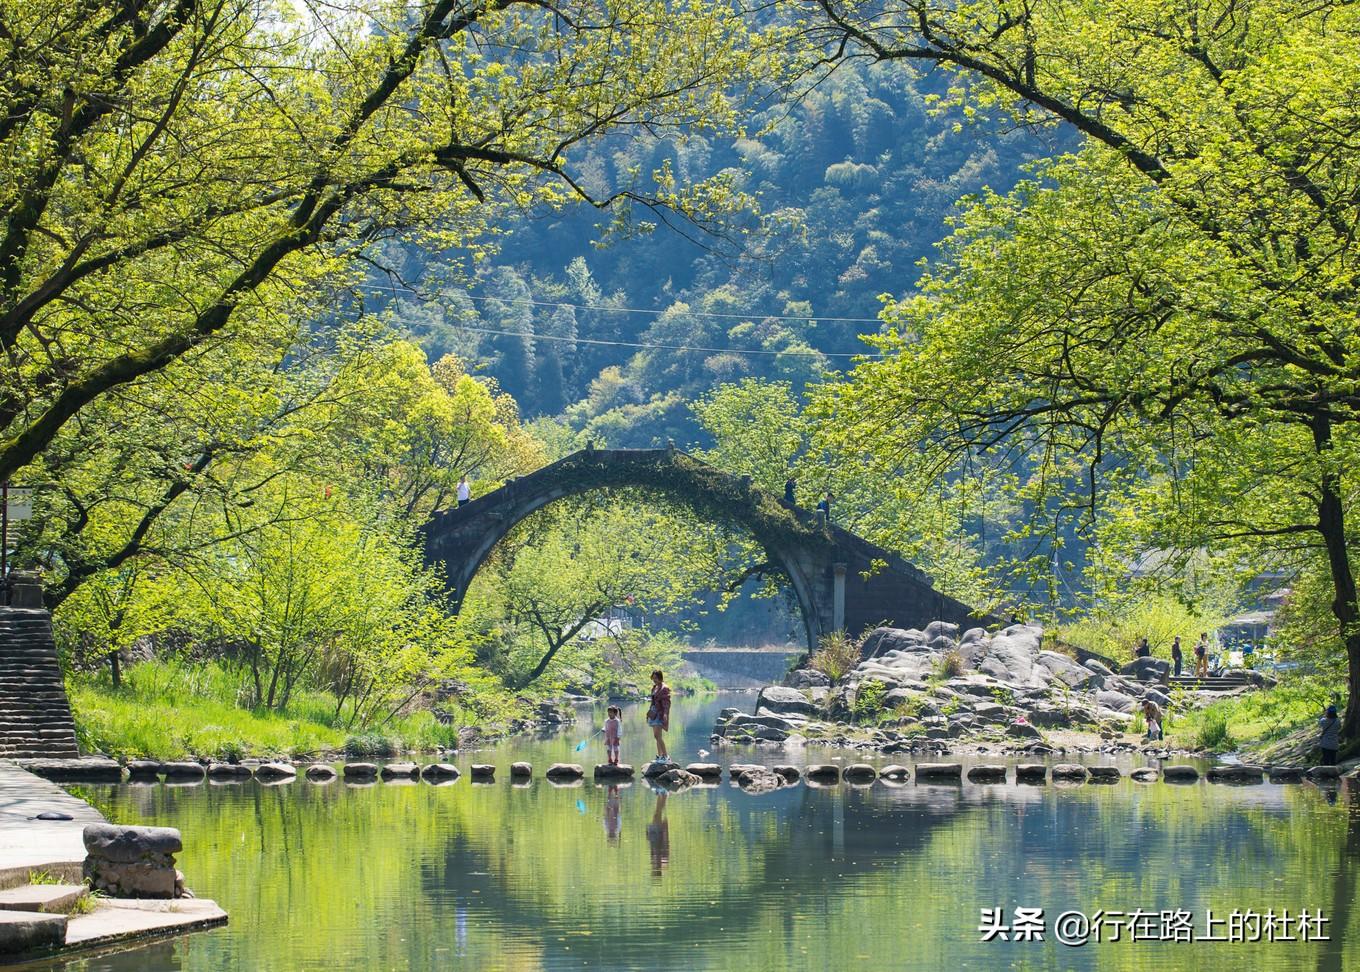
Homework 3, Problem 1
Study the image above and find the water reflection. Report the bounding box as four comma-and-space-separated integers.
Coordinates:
40, 693, 1360, 971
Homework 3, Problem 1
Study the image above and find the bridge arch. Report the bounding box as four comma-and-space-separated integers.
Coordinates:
421, 448, 988, 651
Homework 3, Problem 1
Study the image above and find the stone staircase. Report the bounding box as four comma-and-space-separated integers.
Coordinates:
1168, 673, 1261, 693
0, 608, 79, 759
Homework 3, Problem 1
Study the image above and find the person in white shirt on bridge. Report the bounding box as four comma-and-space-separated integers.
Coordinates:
457, 475, 471, 507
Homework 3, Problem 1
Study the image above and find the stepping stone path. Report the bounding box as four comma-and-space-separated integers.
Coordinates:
804, 764, 841, 784
1086, 766, 1121, 784
545, 764, 584, 781
1015, 764, 1047, 784
1162, 765, 1199, 783
470, 765, 495, 780
1050, 764, 1088, 782
126, 761, 160, 781
737, 768, 783, 793
772, 765, 801, 783
159, 762, 205, 781
421, 764, 460, 781
304, 765, 336, 782
1206, 764, 1264, 785
880, 765, 910, 782
509, 762, 532, 778
255, 763, 297, 783
1130, 768, 1159, 783
343, 763, 378, 780
915, 763, 963, 782
207, 764, 251, 781
966, 765, 1006, 783
683, 763, 720, 780
594, 764, 635, 780
843, 764, 877, 783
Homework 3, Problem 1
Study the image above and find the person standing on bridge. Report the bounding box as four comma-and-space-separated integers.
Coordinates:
784, 477, 796, 505
816, 492, 832, 522
457, 475, 472, 507
647, 670, 672, 763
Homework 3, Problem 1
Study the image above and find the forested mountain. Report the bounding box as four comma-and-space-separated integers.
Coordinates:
367, 61, 1068, 442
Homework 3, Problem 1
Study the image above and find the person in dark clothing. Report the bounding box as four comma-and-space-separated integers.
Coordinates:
784, 478, 796, 505
816, 492, 832, 521
1171, 636, 1183, 677
1319, 705, 1341, 766
1135, 637, 1151, 659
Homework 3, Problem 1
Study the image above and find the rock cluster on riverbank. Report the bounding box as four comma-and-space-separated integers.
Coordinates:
717, 622, 1239, 756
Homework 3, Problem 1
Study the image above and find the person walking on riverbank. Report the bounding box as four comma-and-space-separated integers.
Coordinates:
603, 706, 622, 766
647, 670, 671, 762
1319, 705, 1341, 766
1171, 636, 1183, 677
1194, 633, 1209, 678
457, 475, 472, 507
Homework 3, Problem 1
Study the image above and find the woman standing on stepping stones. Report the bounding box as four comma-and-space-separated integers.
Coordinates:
647, 669, 672, 762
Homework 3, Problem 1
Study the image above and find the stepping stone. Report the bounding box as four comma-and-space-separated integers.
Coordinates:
379, 762, 418, 780
304, 765, 336, 782
1050, 764, 1089, 782
126, 760, 160, 781
1015, 764, 1047, 784
470, 764, 495, 780
737, 768, 783, 793
641, 760, 680, 778
725, 763, 762, 781
594, 764, 635, 780
0, 910, 66, 955
1306, 766, 1341, 781
0, 883, 86, 914
804, 764, 841, 784
1268, 766, 1305, 784
509, 762, 532, 778
966, 765, 1007, 783
207, 763, 252, 781
683, 763, 721, 780
1206, 764, 1264, 785
16, 758, 123, 783
420, 763, 460, 781
255, 763, 296, 783
1130, 767, 1159, 783
843, 764, 877, 783
159, 761, 205, 781
1162, 765, 1200, 783
343, 763, 378, 780
915, 763, 963, 783
1086, 766, 1121, 784
545, 763, 584, 781
772, 765, 801, 783
879, 764, 910, 782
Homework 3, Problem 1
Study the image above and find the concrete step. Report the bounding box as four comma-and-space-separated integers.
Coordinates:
0, 909, 67, 955
0, 884, 86, 914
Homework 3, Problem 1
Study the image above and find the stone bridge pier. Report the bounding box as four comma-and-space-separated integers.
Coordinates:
422, 448, 991, 650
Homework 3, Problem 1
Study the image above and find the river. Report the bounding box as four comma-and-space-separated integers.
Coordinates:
33, 692, 1360, 971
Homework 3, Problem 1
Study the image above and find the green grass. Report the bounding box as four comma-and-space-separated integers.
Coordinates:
69, 660, 461, 760
1166, 676, 1333, 754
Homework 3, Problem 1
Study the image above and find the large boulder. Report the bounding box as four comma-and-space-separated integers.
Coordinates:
861, 627, 928, 659
975, 627, 1043, 686
1035, 651, 1098, 689
755, 686, 819, 718
1121, 656, 1171, 683
1096, 690, 1137, 714
786, 668, 831, 689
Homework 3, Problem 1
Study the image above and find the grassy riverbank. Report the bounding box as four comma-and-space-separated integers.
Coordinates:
1165, 676, 1340, 759
68, 661, 468, 760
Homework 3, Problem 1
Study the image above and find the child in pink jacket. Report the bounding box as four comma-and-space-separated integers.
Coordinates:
603, 706, 622, 765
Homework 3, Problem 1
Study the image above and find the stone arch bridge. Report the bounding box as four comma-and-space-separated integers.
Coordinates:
421, 448, 989, 650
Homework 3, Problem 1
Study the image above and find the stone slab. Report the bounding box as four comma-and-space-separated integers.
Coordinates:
0, 761, 104, 884
63, 897, 227, 949
0, 908, 66, 955
0, 882, 85, 913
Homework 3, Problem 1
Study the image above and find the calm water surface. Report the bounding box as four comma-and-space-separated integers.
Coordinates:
35, 693, 1360, 971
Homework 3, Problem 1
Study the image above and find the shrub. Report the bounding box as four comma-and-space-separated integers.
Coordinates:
1197, 711, 1234, 751
809, 630, 861, 683
935, 650, 965, 680
342, 733, 398, 758
851, 679, 888, 721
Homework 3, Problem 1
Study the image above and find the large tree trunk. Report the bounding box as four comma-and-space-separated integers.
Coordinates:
1312, 413, 1360, 741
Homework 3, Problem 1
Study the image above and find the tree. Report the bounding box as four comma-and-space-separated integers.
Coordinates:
804, 1, 1360, 735
0, 0, 772, 485
692, 378, 807, 493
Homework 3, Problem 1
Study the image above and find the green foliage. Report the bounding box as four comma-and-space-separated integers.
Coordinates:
808, 630, 861, 683
692, 379, 808, 494
851, 679, 888, 721
934, 650, 965, 680
1196, 712, 1235, 753
1059, 594, 1228, 663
